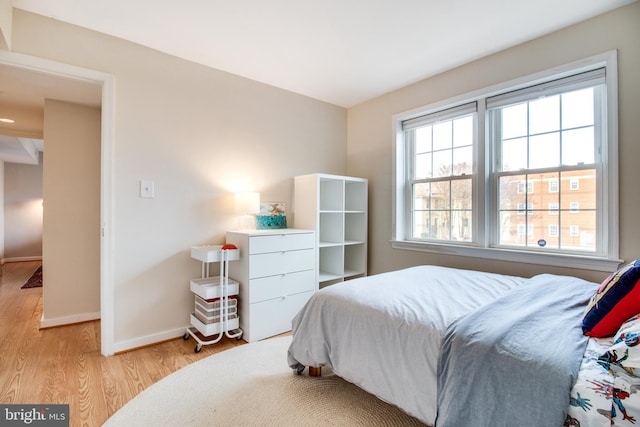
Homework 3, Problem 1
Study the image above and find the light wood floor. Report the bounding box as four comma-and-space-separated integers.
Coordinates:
0, 260, 245, 427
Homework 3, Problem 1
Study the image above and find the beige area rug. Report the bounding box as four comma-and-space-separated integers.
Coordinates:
104, 335, 427, 426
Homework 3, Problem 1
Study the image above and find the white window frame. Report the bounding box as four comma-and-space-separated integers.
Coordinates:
391, 51, 621, 272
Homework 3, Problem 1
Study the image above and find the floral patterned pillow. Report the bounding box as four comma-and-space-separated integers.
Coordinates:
599, 314, 640, 375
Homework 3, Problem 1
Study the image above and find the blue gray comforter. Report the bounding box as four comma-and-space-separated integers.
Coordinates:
436, 273, 597, 427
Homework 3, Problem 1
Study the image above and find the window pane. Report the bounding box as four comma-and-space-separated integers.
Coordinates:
529, 95, 559, 135
562, 127, 594, 165
452, 179, 472, 210
433, 150, 452, 177
560, 211, 596, 252
541, 172, 560, 206
433, 121, 452, 151
501, 137, 527, 171
452, 210, 472, 241
562, 88, 594, 129
413, 182, 430, 210
430, 211, 451, 240
560, 169, 596, 210
524, 208, 547, 246
413, 183, 431, 239
453, 115, 473, 147
416, 126, 432, 153
543, 217, 560, 249
529, 132, 560, 169
413, 210, 430, 238
415, 152, 432, 179
498, 174, 527, 210
431, 180, 451, 209
527, 172, 559, 212
452, 146, 472, 175
499, 211, 525, 246
502, 103, 527, 139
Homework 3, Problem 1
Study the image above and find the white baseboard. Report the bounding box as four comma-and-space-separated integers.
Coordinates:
2, 256, 43, 264
40, 312, 101, 329
113, 326, 189, 354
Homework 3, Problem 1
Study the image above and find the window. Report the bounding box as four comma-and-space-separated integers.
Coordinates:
570, 202, 580, 213
517, 181, 534, 194
517, 203, 533, 215
403, 103, 476, 242
570, 225, 580, 237
570, 179, 580, 190
393, 52, 620, 271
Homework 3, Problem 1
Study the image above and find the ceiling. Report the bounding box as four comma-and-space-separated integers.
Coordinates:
1, 0, 637, 164
0, 57, 102, 164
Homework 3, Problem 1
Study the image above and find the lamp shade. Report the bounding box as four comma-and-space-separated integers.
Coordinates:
234, 192, 260, 215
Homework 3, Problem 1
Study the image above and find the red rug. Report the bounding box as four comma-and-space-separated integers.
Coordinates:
21, 266, 42, 289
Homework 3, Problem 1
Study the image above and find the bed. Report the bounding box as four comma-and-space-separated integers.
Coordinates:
287, 264, 640, 426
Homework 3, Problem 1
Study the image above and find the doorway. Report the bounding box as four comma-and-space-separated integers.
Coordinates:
0, 50, 115, 356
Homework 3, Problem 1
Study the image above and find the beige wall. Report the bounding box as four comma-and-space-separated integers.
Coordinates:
12, 9, 347, 350
0, 0, 11, 50
347, 2, 640, 284
3, 153, 43, 259
42, 100, 101, 323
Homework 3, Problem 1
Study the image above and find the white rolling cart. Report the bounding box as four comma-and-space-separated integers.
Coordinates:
183, 244, 243, 352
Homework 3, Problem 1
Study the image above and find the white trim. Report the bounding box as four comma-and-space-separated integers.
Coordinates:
1, 256, 43, 264
113, 326, 188, 354
40, 311, 101, 329
100, 75, 116, 356
0, 51, 116, 356
390, 240, 622, 272
603, 50, 620, 262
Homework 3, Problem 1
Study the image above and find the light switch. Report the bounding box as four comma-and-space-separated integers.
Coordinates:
140, 180, 155, 198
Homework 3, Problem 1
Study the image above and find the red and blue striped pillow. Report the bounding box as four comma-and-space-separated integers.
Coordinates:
583, 259, 640, 337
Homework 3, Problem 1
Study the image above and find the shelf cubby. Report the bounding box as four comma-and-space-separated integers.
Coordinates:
319, 212, 344, 244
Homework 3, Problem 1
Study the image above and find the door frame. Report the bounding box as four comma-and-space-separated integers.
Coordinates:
0, 50, 115, 356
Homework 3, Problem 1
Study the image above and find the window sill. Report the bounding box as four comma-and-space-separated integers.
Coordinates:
390, 240, 622, 272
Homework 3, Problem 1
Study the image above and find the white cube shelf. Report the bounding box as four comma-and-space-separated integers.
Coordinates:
294, 173, 368, 289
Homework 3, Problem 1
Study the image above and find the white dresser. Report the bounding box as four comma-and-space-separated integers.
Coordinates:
226, 229, 316, 342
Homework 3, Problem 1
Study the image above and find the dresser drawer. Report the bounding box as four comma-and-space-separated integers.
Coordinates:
249, 232, 314, 255
249, 269, 315, 303
247, 290, 314, 341
249, 248, 314, 278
